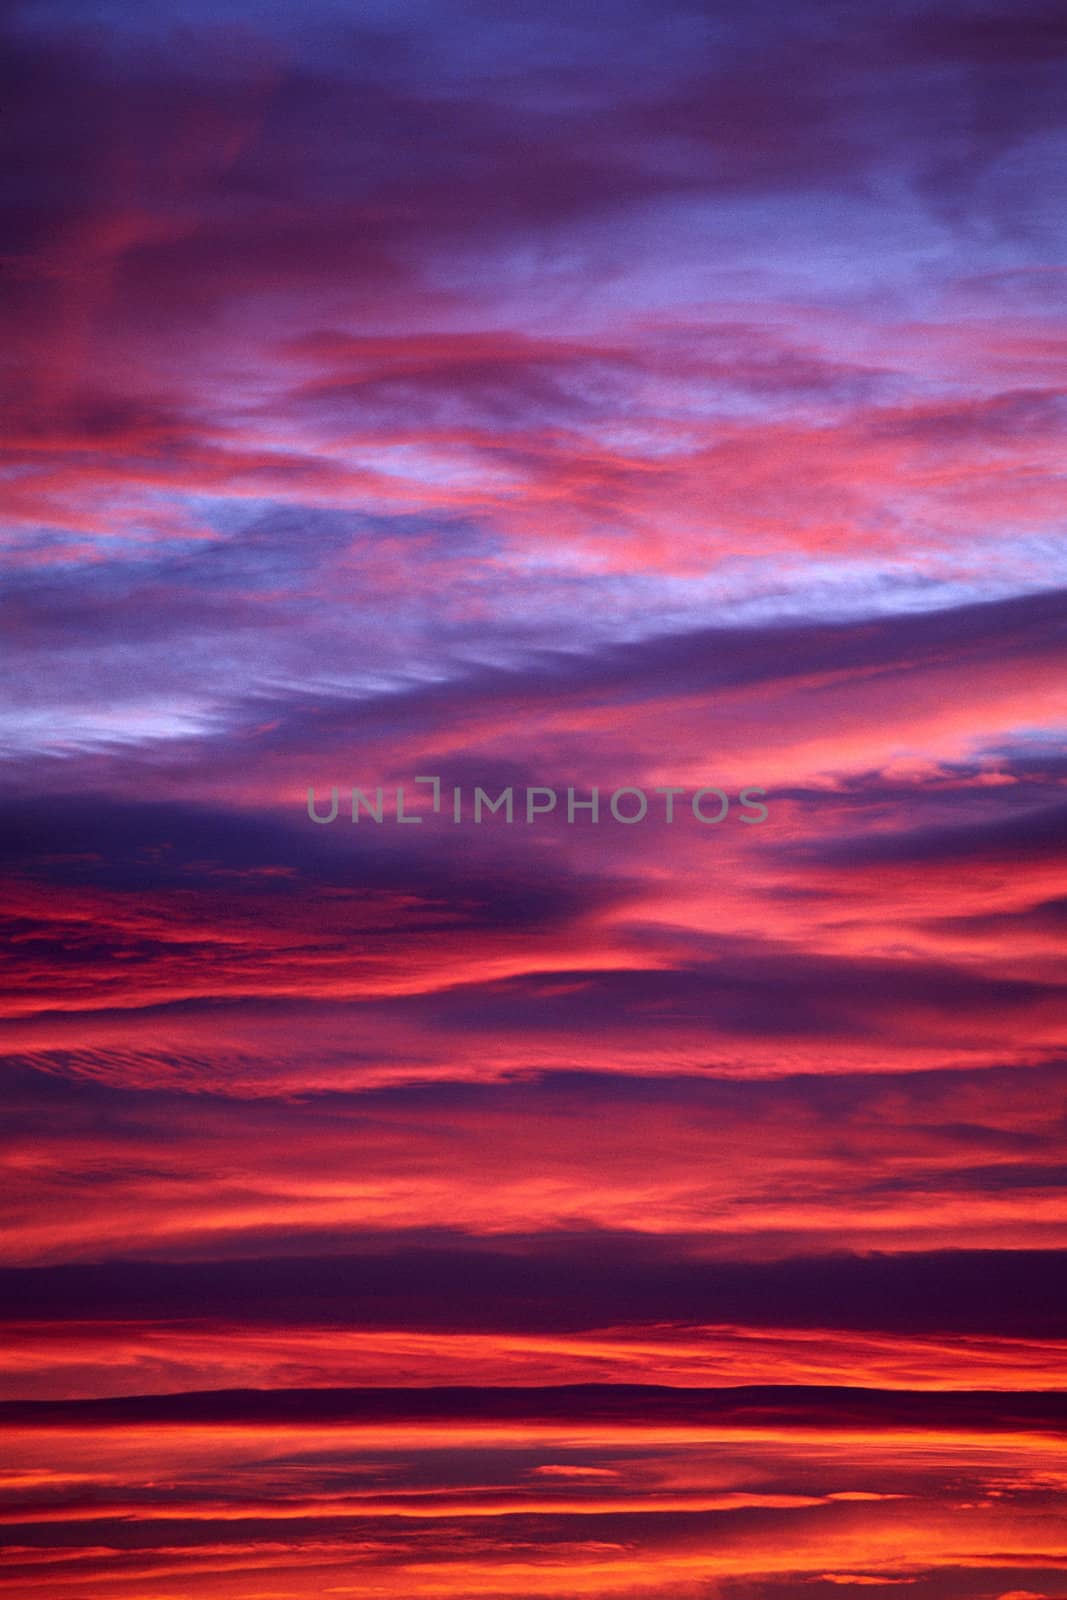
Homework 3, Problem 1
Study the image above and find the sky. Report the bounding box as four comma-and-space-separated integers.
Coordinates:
1, 0, 1066, 1596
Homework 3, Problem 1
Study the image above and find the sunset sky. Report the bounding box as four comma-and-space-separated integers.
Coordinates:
1, 0, 1066, 1596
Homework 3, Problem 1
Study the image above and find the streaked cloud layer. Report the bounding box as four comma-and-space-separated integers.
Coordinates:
1, 0, 1065, 1595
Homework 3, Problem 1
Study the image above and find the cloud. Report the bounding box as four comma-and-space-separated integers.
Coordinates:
3, 1245, 1066, 1338
2, 2, 1065, 1596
